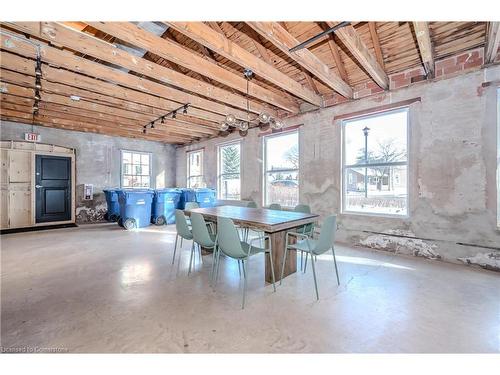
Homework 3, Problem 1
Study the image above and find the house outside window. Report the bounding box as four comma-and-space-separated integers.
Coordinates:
121, 150, 151, 188
342, 107, 409, 216
187, 150, 204, 188
218, 141, 241, 200
263, 130, 299, 207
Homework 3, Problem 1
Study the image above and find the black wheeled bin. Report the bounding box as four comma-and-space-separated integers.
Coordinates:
151, 188, 182, 225
103, 188, 121, 222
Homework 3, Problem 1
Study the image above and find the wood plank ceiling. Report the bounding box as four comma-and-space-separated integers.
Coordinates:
0, 21, 493, 144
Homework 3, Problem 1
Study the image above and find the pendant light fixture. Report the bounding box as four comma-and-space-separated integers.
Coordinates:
219, 69, 284, 136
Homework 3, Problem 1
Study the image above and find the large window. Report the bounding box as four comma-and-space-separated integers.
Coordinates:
342, 108, 408, 216
218, 141, 241, 200
187, 149, 204, 188
121, 150, 151, 188
263, 131, 299, 207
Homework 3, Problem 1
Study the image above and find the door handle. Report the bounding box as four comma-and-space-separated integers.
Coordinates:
35, 185, 42, 188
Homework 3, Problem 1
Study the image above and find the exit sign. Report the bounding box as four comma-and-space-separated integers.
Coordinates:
24, 133, 41, 142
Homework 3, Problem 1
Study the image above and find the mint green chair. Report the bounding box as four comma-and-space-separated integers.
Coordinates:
214, 217, 276, 309
268, 203, 281, 210
190, 212, 218, 275
173, 209, 194, 267
293, 204, 315, 271
247, 201, 258, 208
280, 215, 339, 300
185, 202, 199, 211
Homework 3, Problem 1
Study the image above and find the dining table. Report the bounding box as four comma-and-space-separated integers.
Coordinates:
185, 205, 319, 283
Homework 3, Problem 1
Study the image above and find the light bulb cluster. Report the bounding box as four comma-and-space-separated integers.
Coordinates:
219, 68, 284, 136
219, 111, 284, 133
33, 55, 42, 116
142, 103, 189, 134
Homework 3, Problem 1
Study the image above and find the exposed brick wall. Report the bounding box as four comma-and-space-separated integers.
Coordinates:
435, 48, 484, 77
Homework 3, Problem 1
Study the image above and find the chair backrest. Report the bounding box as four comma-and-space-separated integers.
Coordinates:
294, 204, 314, 234
313, 215, 337, 254
268, 203, 281, 210
191, 212, 215, 248
185, 201, 199, 210
294, 204, 311, 213
247, 201, 258, 208
217, 217, 246, 259
175, 209, 193, 240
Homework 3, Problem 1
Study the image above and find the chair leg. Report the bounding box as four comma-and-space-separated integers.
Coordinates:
172, 235, 178, 265
237, 259, 242, 278
279, 246, 289, 285
213, 250, 222, 290
210, 246, 217, 286
332, 247, 340, 285
304, 253, 309, 273
198, 243, 203, 264
242, 259, 248, 309
180, 237, 183, 248
310, 252, 320, 300
300, 250, 303, 271
188, 241, 195, 275
268, 250, 276, 292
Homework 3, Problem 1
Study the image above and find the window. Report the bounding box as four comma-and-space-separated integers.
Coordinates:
187, 150, 204, 188
218, 141, 241, 200
342, 108, 408, 216
121, 150, 151, 188
263, 131, 299, 207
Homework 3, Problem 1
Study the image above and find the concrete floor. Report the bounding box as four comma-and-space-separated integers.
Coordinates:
1, 223, 499, 353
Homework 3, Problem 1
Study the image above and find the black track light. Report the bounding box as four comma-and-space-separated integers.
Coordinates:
151, 121, 155, 129
161, 116, 165, 124
34, 92, 41, 101
183, 105, 188, 114
172, 111, 177, 119
35, 81, 42, 90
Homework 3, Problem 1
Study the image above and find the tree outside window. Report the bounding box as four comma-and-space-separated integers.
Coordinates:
218, 142, 241, 200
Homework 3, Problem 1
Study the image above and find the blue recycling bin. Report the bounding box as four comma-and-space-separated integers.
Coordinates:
178, 188, 197, 210
103, 188, 121, 222
152, 188, 182, 225
117, 189, 154, 230
194, 188, 216, 208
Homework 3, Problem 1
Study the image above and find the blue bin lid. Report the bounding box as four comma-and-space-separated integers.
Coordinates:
155, 188, 181, 193
195, 188, 216, 193
103, 188, 121, 192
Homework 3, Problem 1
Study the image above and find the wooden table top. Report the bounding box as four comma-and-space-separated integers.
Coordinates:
186, 205, 319, 233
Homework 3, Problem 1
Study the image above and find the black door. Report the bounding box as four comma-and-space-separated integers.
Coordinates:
35, 155, 72, 223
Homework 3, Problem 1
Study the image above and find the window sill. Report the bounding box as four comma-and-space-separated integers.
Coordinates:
340, 210, 409, 220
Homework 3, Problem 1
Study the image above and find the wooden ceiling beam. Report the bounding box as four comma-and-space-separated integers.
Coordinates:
368, 22, 385, 70
0, 33, 228, 127
485, 22, 500, 63
0, 25, 250, 122
22, 22, 272, 117
246, 22, 353, 98
86, 22, 299, 113
165, 22, 322, 106
328, 22, 389, 89
413, 22, 434, 77
317, 22, 349, 83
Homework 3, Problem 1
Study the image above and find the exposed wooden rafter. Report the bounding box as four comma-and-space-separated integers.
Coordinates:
413, 22, 435, 77
368, 22, 385, 70
485, 22, 500, 64
86, 22, 299, 113
165, 22, 323, 106
247, 22, 353, 98
328, 22, 389, 89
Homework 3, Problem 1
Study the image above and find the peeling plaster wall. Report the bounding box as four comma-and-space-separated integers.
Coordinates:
176, 65, 500, 270
0, 121, 176, 223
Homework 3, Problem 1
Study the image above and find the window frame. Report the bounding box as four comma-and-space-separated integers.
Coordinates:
186, 149, 204, 189
341, 106, 410, 218
262, 129, 300, 208
120, 149, 152, 189
217, 140, 242, 200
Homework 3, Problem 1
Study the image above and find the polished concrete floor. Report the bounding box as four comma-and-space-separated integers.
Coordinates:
1, 223, 499, 353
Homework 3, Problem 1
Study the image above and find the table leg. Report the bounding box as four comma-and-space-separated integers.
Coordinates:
266, 230, 296, 283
